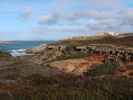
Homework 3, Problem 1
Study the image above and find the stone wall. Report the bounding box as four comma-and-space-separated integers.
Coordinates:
27, 44, 133, 65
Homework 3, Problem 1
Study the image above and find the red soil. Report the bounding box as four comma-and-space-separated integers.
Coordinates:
114, 62, 133, 77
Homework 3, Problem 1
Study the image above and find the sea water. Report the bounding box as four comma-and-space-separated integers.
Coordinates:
0, 41, 52, 56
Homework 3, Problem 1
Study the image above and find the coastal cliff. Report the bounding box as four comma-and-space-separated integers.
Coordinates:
25, 34, 133, 76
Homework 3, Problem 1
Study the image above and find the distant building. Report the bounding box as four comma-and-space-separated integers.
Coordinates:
96, 32, 120, 36
117, 33, 133, 38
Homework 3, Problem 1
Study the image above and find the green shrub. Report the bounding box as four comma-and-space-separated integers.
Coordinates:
63, 52, 87, 59
84, 61, 120, 77
0, 51, 11, 60
58, 45, 88, 60
3, 76, 133, 100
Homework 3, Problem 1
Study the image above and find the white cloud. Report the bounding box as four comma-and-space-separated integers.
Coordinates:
38, 7, 133, 33
38, 13, 59, 25
20, 6, 32, 19
29, 0, 133, 34
32, 25, 88, 34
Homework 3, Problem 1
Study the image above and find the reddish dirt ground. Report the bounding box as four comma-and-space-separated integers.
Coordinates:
49, 53, 106, 76
114, 62, 133, 77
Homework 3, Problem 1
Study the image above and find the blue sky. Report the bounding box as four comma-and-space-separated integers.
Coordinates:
0, 0, 133, 40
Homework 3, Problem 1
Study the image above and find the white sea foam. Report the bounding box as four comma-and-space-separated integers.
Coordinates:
10, 49, 27, 57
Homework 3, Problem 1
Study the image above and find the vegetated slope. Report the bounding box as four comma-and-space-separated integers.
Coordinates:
0, 51, 12, 60
55, 34, 133, 47
0, 34, 133, 100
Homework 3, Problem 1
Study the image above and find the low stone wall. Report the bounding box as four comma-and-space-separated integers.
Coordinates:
27, 43, 133, 65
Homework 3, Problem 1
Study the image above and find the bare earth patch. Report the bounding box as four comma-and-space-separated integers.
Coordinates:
48, 53, 105, 75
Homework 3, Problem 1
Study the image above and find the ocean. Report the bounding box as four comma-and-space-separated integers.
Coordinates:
0, 41, 53, 56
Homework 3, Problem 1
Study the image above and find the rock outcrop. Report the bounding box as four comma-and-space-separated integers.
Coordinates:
27, 43, 133, 65
27, 44, 66, 64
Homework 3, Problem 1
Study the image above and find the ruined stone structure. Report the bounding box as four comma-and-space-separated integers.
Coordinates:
27, 43, 133, 66
85, 45, 133, 65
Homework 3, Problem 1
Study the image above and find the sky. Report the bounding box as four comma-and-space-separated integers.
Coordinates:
0, 0, 133, 40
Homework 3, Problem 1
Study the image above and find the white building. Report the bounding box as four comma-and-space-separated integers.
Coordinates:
96, 32, 120, 36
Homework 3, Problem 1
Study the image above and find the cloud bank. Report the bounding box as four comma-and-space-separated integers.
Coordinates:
30, 0, 133, 35
1, 0, 133, 40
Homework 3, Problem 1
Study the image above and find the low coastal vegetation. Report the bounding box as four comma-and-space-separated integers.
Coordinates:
0, 51, 10, 56
60, 45, 88, 60
5, 75, 133, 100
84, 61, 120, 77
0, 51, 11, 60
58, 34, 133, 47
0, 34, 133, 100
